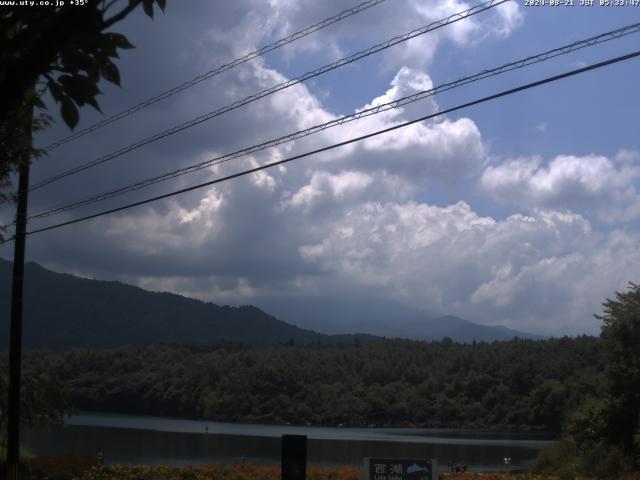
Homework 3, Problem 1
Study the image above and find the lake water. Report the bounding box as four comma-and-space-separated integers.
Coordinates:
23, 413, 553, 472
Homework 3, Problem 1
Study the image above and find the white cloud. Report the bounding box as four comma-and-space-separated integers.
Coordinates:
264, 0, 523, 70
480, 152, 640, 219
489, 1, 524, 38
305, 66, 488, 182
204, 62, 486, 186
282, 171, 374, 211
103, 187, 225, 254
360, 67, 436, 114
297, 200, 638, 334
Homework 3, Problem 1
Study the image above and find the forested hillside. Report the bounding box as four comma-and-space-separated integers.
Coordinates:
0, 259, 539, 347
20, 336, 604, 431
0, 259, 377, 349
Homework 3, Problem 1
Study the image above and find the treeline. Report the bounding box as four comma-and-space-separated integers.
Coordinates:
19, 336, 604, 432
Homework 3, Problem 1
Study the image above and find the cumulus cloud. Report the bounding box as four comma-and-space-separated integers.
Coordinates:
279, 170, 415, 214
12, 0, 640, 338
208, 63, 486, 186
297, 201, 638, 334
265, 0, 523, 70
304, 66, 487, 182
480, 152, 640, 220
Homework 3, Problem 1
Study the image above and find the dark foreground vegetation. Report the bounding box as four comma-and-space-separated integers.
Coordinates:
18, 336, 602, 431
4, 456, 640, 480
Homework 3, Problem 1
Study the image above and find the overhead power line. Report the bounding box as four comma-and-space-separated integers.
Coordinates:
30, 0, 508, 192
28, 21, 640, 221
0, 226, 16, 246
22, 49, 640, 238
43, 0, 389, 152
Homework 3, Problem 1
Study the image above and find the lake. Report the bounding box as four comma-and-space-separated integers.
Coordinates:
23, 413, 553, 472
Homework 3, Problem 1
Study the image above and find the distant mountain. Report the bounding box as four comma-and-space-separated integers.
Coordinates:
0, 258, 543, 350
0, 259, 376, 350
257, 296, 430, 334
343, 315, 544, 342
400, 314, 545, 342
260, 297, 545, 341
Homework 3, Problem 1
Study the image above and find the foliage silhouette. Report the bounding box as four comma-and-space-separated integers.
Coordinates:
0, 0, 166, 237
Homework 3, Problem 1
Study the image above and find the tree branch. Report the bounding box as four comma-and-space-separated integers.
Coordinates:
102, 0, 142, 29
103, 0, 121, 13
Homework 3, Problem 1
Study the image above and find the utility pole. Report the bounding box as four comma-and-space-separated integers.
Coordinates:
7, 105, 33, 480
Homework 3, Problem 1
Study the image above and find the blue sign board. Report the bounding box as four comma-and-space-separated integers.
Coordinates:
364, 458, 437, 480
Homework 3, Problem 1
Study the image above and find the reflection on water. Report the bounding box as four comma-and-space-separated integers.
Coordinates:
22, 413, 553, 471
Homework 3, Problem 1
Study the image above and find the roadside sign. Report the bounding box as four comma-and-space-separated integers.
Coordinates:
364, 458, 437, 480
282, 435, 306, 480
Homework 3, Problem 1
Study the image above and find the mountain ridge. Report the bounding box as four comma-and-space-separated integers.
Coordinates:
0, 258, 543, 349
0, 259, 377, 349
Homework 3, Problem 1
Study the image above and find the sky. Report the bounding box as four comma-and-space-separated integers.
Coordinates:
2, 0, 640, 336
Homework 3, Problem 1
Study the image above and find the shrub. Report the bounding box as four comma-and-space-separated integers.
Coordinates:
579, 442, 634, 478
531, 438, 578, 477
29, 453, 96, 480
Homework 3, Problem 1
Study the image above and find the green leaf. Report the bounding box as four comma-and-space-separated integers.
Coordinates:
104, 32, 134, 50
142, 0, 154, 18
60, 47, 94, 74
85, 63, 101, 83
96, 35, 118, 58
58, 74, 101, 110
33, 96, 46, 110
48, 81, 63, 103
86, 96, 102, 113
156, 0, 166, 12
100, 59, 121, 87
60, 95, 79, 130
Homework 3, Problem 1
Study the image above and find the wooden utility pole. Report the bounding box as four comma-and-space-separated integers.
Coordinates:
6, 106, 32, 480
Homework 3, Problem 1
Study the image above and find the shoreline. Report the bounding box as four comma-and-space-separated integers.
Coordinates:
61, 412, 554, 447
66, 410, 558, 437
